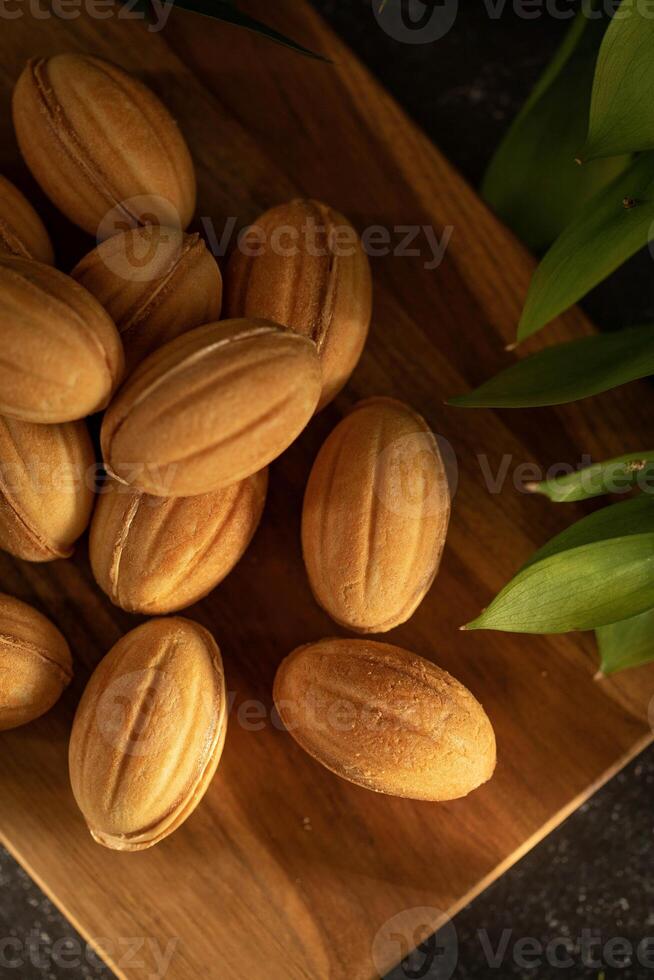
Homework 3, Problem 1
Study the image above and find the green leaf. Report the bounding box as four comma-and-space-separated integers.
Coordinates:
464, 496, 654, 633
528, 451, 654, 502
596, 607, 654, 674
516, 151, 654, 341
584, 0, 654, 160
448, 323, 654, 408
482, 9, 628, 253
167, 0, 329, 61
523, 494, 654, 564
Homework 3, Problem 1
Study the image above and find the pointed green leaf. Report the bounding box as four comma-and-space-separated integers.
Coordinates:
465, 496, 654, 634
596, 607, 654, 674
169, 0, 329, 61
523, 494, 654, 565
528, 451, 654, 502
517, 152, 654, 341
584, 1, 654, 160
482, 9, 628, 253
448, 323, 654, 408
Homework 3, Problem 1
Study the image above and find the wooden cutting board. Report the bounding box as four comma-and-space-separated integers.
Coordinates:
1, 4, 653, 978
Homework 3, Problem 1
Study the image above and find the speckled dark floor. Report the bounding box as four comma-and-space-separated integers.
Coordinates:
0, 853, 110, 978
1, 4, 653, 979
388, 749, 654, 980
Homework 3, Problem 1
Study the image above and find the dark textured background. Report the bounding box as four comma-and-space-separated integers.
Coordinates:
1, 3, 653, 978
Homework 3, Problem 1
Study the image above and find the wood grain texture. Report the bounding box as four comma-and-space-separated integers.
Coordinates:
0, 3, 653, 978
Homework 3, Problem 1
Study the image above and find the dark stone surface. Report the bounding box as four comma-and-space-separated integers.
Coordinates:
316, 0, 568, 189
0, 851, 110, 978
386, 750, 654, 980
1, 4, 652, 979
